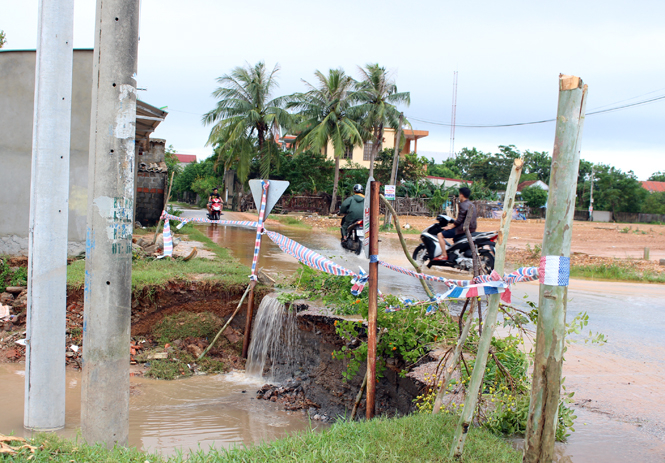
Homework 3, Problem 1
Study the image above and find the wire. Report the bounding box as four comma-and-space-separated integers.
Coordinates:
407, 93, 665, 128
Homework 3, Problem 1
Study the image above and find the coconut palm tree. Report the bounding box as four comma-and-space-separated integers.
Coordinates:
202, 61, 290, 180
354, 64, 410, 179
287, 69, 364, 213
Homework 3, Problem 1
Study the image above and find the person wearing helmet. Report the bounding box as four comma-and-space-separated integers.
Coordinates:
339, 184, 365, 240
432, 187, 476, 261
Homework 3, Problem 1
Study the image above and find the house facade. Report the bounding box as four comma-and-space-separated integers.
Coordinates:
323, 127, 429, 168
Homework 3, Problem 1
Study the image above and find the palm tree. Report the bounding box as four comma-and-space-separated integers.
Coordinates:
202, 61, 290, 180
287, 69, 364, 214
354, 64, 410, 179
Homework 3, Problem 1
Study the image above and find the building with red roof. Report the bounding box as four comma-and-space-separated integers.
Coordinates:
641, 181, 665, 193
175, 154, 197, 165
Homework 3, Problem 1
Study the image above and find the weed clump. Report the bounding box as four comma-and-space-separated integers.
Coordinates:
152, 312, 221, 345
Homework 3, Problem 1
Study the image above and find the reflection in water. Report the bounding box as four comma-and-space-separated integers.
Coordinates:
0, 364, 323, 457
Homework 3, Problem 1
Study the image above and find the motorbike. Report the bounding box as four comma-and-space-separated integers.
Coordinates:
207, 198, 223, 221
412, 215, 498, 273
341, 219, 364, 255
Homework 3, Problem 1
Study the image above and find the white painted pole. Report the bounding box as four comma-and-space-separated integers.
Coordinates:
24, 0, 74, 431
81, 0, 140, 447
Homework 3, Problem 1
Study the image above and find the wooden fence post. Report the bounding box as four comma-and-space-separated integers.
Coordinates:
450, 158, 523, 458
366, 180, 380, 419
524, 75, 588, 463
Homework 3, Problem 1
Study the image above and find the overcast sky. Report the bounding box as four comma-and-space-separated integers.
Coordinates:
3, 0, 664, 179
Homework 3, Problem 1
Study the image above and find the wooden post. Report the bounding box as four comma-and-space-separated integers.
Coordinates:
524, 75, 588, 463
242, 282, 256, 358
644, 247, 650, 260
366, 180, 380, 419
384, 113, 403, 226
450, 158, 523, 458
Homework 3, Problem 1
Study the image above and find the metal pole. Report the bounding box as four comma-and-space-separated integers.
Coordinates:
524, 75, 588, 463
81, 0, 140, 447
450, 158, 523, 458
24, 0, 74, 431
366, 180, 380, 419
384, 113, 403, 226
242, 283, 256, 358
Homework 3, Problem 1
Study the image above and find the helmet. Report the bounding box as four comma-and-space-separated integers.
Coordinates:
353, 184, 364, 194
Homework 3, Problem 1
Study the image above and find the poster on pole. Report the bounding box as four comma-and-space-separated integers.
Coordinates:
363, 177, 373, 259
384, 185, 396, 201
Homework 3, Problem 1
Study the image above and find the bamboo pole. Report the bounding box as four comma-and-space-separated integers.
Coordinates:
198, 283, 251, 360
384, 113, 404, 227
432, 298, 476, 414
523, 75, 588, 463
366, 181, 380, 419
152, 171, 175, 244
379, 195, 435, 299
450, 158, 523, 458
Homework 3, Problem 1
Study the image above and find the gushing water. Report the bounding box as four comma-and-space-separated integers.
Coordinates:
246, 295, 300, 379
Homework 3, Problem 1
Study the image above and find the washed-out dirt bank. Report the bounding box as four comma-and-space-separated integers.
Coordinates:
255, 300, 429, 421
0, 280, 263, 370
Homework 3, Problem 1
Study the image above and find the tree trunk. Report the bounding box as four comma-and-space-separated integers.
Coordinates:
384, 113, 403, 226
330, 155, 340, 215
523, 75, 588, 463
368, 124, 383, 179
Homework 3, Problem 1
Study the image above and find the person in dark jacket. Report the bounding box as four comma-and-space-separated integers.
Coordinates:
434, 187, 476, 261
339, 184, 365, 240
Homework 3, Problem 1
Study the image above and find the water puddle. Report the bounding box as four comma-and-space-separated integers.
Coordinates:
0, 363, 323, 457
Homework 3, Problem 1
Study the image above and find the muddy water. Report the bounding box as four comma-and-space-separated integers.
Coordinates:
0, 364, 323, 456
199, 210, 665, 463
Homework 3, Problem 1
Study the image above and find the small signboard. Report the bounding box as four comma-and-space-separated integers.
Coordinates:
363, 177, 373, 259
384, 185, 396, 201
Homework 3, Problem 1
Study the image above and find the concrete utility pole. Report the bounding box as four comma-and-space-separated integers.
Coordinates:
588, 165, 594, 221
81, 0, 140, 447
24, 0, 74, 431
523, 74, 588, 463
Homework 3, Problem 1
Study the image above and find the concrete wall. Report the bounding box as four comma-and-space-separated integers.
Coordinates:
0, 49, 93, 255
592, 211, 612, 222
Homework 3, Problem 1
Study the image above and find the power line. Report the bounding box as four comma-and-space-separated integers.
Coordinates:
407, 93, 665, 129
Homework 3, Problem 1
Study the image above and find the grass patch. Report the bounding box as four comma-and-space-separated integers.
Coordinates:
153, 312, 221, 345
142, 350, 229, 380
10, 413, 520, 462
66, 227, 248, 290
570, 263, 665, 283
273, 215, 313, 229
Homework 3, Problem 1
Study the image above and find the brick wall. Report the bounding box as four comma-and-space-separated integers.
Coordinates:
136, 172, 166, 225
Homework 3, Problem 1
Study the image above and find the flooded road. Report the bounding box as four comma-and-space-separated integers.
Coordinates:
196, 209, 665, 462
0, 364, 322, 456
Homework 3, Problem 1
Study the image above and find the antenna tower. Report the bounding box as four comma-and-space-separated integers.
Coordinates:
449, 71, 458, 157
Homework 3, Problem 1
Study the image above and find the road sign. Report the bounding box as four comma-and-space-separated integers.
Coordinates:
363, 177, 373, 259
249, 179, 290, 217
385, 185, 396, 201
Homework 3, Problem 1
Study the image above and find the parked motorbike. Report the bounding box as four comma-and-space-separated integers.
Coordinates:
341, 219, 364, 255
412, 215, 497, 273
207, 198, 223, 221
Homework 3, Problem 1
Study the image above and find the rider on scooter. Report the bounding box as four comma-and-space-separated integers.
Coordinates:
207, 187, 223, 215
339, 184, 365, 242
432, 187, 476, 261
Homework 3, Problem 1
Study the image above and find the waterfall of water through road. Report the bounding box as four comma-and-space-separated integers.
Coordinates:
245, 295, 299, 379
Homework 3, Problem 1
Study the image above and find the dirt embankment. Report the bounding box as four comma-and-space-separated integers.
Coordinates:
1, 278, 258, 372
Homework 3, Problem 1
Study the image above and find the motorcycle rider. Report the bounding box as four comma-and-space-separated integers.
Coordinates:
339, 184, 365, 241
432, 187, 476, 261
207, 187, 223, 215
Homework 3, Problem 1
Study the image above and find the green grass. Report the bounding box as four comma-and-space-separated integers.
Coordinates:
6, 413, 520, 462
153, 312, 222, 345
273, 215, 313, 229
66, 227, 249, 290
570, 263, 665, 284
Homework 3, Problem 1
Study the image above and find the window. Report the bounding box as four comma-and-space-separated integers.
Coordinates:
342, 145, 353, 160
363, 142, 373, 161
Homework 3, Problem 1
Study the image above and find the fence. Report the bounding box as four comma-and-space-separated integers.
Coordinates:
573, 210, 665, 223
